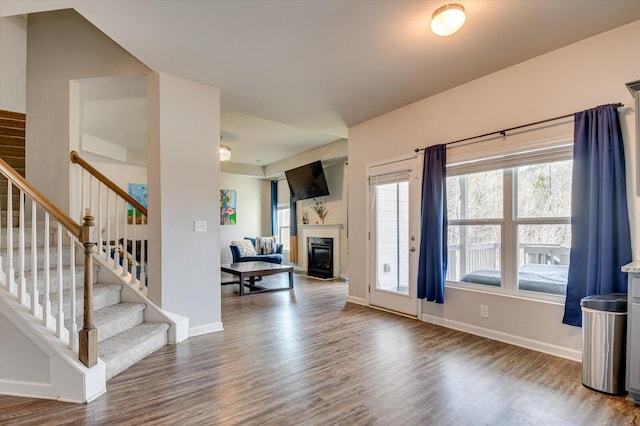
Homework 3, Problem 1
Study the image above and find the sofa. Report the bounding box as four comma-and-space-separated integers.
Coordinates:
230, 237, 283, 264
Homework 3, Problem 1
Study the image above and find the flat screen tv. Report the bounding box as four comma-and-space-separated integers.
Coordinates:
285, 161, 330, 202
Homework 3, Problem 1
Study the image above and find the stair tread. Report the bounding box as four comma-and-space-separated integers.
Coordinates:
72, 302, 146, 343
48, 283, 123, 314
78, 302, 145, 326
98, 322, 169, 362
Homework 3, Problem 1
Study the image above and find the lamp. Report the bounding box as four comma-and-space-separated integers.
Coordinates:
430, 4, 466, 37
219, 144, 231, 161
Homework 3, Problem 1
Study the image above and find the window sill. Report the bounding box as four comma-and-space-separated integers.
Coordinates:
445, 280, 566, 305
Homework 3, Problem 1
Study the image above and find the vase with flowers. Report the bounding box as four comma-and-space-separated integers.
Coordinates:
310, 199, 328, 224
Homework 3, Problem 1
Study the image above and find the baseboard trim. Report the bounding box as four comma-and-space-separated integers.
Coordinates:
189, 322, 224, 337
346, 295, 367, 306
420, 313, 581, 362
0, 379, 106, 404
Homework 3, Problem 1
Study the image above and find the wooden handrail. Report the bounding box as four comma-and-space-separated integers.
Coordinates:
70, 151, 148, 216
0, 158, 81, 238
0, 157, 97, 367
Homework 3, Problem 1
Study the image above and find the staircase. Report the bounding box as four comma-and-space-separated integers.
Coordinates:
2, 218, 170, 376
0, 145, 186, 403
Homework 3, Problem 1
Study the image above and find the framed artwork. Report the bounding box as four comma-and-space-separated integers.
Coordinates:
220, 189, 237, 225
128, 183, 148, 224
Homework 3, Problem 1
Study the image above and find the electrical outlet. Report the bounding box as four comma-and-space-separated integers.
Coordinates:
194, 220, 207, 232
480, 305, 489, 319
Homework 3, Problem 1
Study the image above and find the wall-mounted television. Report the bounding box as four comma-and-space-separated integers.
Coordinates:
285, 161, 330, 202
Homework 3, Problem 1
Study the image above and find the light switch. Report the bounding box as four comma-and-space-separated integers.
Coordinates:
194, 220, 207, 232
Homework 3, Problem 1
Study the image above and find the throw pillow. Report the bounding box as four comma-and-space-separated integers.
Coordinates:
255, 236, 277, 254
231, 240, 257, 257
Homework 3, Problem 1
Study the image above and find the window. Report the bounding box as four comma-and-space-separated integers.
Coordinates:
277, 207, 290, 251
446, 147, 572, 298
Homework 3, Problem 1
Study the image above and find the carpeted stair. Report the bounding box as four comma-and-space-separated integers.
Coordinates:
3, 222, 169, 380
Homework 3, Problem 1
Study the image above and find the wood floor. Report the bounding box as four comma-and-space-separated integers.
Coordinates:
1, 274, 639, 425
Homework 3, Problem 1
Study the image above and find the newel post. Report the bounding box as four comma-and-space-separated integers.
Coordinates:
79, 213, 97, 368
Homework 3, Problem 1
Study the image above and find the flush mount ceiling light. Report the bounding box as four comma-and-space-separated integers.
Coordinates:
431, 3, 466, 36
219, 144, 231, 161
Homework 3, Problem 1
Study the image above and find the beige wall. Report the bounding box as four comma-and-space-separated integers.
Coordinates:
25, 9, 150, 208
219, 174, 264, 265
348, 20, 640, 358
147, 72, 221, 333
0, 16, 27, 113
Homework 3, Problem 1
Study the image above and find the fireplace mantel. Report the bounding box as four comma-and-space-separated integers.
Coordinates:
298, 224, 342, 278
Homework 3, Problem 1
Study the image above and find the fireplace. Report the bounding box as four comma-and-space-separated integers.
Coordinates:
308, 237, 334, 279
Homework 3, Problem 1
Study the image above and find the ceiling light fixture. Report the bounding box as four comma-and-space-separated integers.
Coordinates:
219, 144, 231, 161
431, 3, 466, 37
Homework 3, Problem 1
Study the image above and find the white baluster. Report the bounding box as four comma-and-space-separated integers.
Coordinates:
43, 213, 54, 329
7, 180, 15, 295
97, 183, 103, 257
122, 201, 129, 278
81, 170, 85, 222
56, 223, 66, 340
105, 189, 111, 261
30, 200, 42, 319
69, 234, 77, 352
114, 197, 120, 273
89, 176, 93, 220
18, 190, 27, 306
140, 219, 146, 291
132, 210, 138, 286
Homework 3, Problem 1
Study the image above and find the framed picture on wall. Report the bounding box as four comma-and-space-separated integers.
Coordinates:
127, 183, 148, 224
220, 189, 237, 225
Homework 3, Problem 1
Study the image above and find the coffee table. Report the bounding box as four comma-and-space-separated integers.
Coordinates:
221, 261, 294, 296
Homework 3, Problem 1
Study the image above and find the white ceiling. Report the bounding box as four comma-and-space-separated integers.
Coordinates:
3, 0, 640, 165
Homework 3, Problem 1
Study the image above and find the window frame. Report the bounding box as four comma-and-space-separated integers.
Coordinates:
277, 204, 291, 251
445, 145, 572, 302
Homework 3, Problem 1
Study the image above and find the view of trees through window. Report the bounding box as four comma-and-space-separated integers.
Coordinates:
446, 159, 572, 296
517, 160, 572, 250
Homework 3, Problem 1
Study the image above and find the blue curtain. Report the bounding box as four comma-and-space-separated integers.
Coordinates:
417, 145, 448, 303
270, 180, 278, 236
290, 198, 298, 263
563, 104, 632, 326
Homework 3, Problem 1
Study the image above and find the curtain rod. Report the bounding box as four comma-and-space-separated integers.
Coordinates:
414, 102, 624, 153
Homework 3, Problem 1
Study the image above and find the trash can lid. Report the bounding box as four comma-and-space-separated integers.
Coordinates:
580, 293, 627, 312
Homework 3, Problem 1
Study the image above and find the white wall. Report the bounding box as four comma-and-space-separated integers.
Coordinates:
147, 72, 221, 335
0, 297, 106, 403
25, 9, 150, 208
348, 20, 640, 358
0, 15, 26, 113
296, 161, 349, 277
219, 173, 263, 265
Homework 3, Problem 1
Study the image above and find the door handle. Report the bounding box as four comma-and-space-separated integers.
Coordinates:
409, 247, 416, 252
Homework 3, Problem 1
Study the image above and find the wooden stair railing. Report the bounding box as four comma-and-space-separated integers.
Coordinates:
0, 158, 97, 368
70, 151, 147, 290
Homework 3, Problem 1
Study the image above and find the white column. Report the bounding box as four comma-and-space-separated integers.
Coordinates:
147, 72, 221, 334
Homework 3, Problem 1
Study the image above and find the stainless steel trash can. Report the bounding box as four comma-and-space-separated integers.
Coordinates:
581, 293, 627, 395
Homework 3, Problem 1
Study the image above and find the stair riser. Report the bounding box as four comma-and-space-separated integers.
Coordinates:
0, 226, 59, 250
96, 309, 144, 343
1, 246, 73, 272
49, 285, 122, 319
65, 308, 144, 343
25, 268, 93, 294
103, 328, 168, 381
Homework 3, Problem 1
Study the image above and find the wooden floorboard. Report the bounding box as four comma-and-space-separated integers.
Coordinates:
1, 274, 639, 425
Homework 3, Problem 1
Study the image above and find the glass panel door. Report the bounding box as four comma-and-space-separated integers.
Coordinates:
368, 158, 418, 316
376, 181, 409, 294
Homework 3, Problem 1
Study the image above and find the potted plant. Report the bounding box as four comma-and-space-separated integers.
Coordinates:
311, 199, 328, 224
